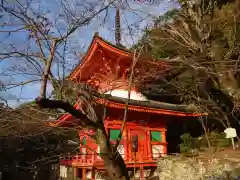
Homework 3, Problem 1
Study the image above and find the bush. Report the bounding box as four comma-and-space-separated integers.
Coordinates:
198, 131, 231, 149
179, 133, 199, 154
179, 132, 231, 155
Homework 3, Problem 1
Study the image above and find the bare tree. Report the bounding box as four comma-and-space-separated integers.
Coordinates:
0, 0, 113, 98
0, 0, 178, 179
141, 0, 240, 141
34, 47, 145, 180
0, 0, 133, 179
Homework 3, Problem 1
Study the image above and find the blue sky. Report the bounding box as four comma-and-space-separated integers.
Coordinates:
0, 0, 178, 107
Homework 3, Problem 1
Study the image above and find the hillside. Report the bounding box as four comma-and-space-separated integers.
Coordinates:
137, 0, 240, 136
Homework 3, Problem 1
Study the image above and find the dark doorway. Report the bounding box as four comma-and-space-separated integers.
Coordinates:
166, 122, 183, 153
166, 118, 203, 153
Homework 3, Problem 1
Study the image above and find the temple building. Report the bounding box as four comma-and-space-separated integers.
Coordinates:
51, 33, 207, 180
51, 5, 208, 179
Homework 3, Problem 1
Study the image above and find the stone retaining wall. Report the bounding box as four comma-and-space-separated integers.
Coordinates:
157, 153, 240, 180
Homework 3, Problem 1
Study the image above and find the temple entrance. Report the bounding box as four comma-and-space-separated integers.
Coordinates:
129, 129, 146, 161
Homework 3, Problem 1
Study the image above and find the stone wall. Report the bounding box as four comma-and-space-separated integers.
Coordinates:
157, 152, 240, 180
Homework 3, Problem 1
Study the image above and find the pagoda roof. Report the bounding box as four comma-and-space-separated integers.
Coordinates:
68, 33, 166, 82
97, 95, 205, 115
51, 34, 207, 127
69, 33, 131, 80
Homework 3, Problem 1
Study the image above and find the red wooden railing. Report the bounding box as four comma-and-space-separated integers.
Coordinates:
60, 152, 98, 166
60, 152, 166, 167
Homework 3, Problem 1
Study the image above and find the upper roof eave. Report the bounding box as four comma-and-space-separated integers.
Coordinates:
67, 33, 168, 81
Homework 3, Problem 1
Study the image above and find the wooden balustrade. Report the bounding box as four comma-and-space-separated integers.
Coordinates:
60, 151, 167, 167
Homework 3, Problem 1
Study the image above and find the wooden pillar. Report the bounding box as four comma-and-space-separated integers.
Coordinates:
163, 129, 167, 155
73, 167, 77, 180
128, 128, 132, 161
91, 167, 95, 180
147, 167, 157, 179
82, 168, 86, 180
162, 129, 166, 143
147, 130, 152, 160
123, 127, 127, 160
140, 165, 144, 180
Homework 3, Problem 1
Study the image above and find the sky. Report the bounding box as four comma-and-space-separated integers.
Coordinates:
0, 0, 179, 108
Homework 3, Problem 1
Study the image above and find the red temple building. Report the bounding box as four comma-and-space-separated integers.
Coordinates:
52, 34, 207, 180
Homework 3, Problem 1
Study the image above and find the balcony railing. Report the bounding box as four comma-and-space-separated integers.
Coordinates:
60, 152, 167, 167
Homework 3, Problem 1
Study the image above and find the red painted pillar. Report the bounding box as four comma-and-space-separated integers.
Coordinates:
147, 130, 152, 160
140, 165, 144, 180
123, 127, 127, 160
82, 168, 86, 180
128, 128, 132, 161
162, 129, 166, 143
163, 129, 167, 155
73, 167, 77, 180
92, 168, 95, 180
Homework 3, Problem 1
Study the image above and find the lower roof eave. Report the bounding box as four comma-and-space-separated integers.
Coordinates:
96, 98, 207, 117
50, 97, 208, 127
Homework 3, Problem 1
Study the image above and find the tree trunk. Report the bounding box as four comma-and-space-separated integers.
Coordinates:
96, 128, 129, 180
35, 98, 130, 180
201, 121, 211, 148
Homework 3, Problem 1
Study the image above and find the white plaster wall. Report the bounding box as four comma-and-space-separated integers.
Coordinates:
105, 89, 148, 101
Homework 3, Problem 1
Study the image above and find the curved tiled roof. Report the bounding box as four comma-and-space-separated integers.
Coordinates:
51, 95, 207, 127
97, 95, 207, 115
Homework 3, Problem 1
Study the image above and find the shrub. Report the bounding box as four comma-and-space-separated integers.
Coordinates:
179, 131, 231, 155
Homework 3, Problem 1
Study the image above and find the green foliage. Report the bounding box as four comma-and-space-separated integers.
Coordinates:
152, 46, 170, 59
131, 9, 179, 58
179, 133, 199, 154
154, 8, 179, 26
179, 131, 231, 155
17, 100, 36, 107
179, 133, 193, 153
198, 131, 231, 148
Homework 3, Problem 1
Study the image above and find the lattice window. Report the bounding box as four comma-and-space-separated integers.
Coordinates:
109, 129, 121, 141
150, 131, 162, 142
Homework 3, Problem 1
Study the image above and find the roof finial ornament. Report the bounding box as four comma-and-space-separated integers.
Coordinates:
95, 32, 99, 37
115, 1, 122, 47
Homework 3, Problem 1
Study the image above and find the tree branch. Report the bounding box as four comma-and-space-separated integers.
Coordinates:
39, 39, 58, 98
35, 97, 98, 128
114, 46, 143, 151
